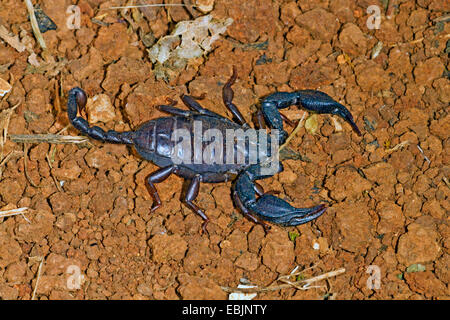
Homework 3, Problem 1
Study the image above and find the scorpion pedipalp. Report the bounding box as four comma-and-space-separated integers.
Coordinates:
233, 164, 327, 227
260, 90, 362, 143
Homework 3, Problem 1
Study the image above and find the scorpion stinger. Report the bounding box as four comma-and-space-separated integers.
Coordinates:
67, 87, 135, 144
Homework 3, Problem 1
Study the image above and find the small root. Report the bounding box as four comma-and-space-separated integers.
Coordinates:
0, 207, 31, 223
384, 140, 410, 155
279, 111, 307, 152
46, 152, 62, 192
221, 266, 345, 294
31, 256, 44, 300
23, 143, 43, 188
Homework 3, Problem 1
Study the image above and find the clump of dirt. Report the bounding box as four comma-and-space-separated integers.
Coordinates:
0, 0, 448, 300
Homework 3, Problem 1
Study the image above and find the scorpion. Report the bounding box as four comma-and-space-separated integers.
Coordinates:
67, 67, 361, 233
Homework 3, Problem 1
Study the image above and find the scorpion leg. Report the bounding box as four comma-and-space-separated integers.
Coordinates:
261, 90, 362, 143
181, 94, 224, 119
233, 164, 327, 227
145, 165, 178, 212
279, 112, 296, 127
183, 175, 210, 234
256, 110, 295, 129
232, 191, 271, 232
183, 66, 250, 127
255, 110, 266, 129
157, 104, 195, 118
222, 66, 248, 127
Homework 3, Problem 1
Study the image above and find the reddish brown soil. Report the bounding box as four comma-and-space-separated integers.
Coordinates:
0, 0, 448, 300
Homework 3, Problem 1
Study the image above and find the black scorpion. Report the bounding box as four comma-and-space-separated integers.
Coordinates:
67, 67, 361, 233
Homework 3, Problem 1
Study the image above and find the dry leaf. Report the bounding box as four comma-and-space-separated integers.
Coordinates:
0, 25, 26, 52
305, 114, 319, 134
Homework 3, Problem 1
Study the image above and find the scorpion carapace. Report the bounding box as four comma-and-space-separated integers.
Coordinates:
67, 67, 361, 233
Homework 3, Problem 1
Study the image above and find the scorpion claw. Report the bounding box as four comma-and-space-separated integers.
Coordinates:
261, 90, 362, 142
233, 165, 327, 227
247, 194, 327, 226
344, 114, 362, 136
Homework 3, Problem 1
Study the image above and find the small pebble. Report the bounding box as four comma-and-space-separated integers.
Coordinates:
337, 54, 346, 64
86, 94, 116, 124
0, 77, 12, 97
196, 0, 215, 13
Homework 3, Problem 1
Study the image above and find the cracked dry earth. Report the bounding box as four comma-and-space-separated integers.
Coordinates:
0, 0, 449, 300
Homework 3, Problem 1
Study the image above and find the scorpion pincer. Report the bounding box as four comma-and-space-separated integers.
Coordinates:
67, 67, 361, 233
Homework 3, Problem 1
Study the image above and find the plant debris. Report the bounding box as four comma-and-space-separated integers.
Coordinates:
34, 4, 57, 33
0, 24, 27, 52
148, 14, 233, 80
0, 77, 12, 97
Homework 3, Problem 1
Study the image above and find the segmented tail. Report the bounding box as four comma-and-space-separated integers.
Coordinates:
67, 87, 134, 144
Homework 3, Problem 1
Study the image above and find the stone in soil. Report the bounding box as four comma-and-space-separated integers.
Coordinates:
295, 8, 339, 42
148, 234, 188, 263
177, 273, 227, 299
396, 218, 441, 266
261, 228, 295, 274
86, 94, 116, 124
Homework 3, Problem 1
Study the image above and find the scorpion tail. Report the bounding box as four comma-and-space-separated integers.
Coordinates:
67, 87, 134, 144
233, 165, 327, 227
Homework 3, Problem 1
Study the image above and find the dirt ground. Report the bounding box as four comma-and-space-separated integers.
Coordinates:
0, 0, 448, 300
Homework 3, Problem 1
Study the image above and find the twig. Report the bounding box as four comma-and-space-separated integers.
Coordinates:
0, 24, 26, 52
105, 4, 196, 10
0, 207, 31, 223
433, 14, 450, 23
0, 150, 24, 168
278, 278, 325, 291
13, 133, 89, 189
279, 111, 307, 152
53, 79, 61, 113
443, 177, 450, 189
0, 101, 20, 144
222, 267, 346, 293
24, 0, 47, 51
31, 256, 44, 300
389, 33, 449, 48
384, 140, 410, 155
10, 134, 90, 144
91, 19, 110, 27
46, 152, 62, 192
0, 100, 21, 179
0, 73, 14, 107
416, 144, 431, 164
274, 265, 326, 291
56, 125, 70, 135
23, 143, 42, 188
276, 264, 318, 281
